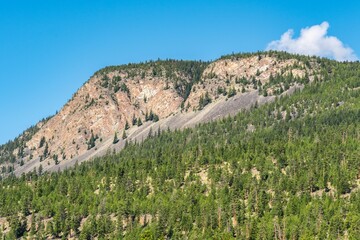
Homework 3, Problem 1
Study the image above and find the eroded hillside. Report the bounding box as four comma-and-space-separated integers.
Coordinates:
1, 53, 360, 239
186, 54, 318, 109
0, 52, 322, 176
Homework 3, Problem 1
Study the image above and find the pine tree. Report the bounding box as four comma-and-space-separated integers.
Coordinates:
227, 87, 236, 98
88, 133, 96, 149
149, 109, 154, 121
125, 121, 130, 130
39, 136, 46, 148
43, 142, 49, 158
199, 91, 212, 110
113, 132, 119, 144
53, 154, 59, 165
132, 114, 137, 126
122, 130, 127, 140
137, 117, 143, 126
263, 89, 268, 97
9, 215, 26, 238
153, 114, 159, 122
38, 164, 43, 175
145, 110, 149, 121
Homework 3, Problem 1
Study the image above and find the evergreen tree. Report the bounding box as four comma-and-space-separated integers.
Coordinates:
199, 91, 212, 110
113, 132, 119, 144
145, 110, 149, 121
38, 164, 43, 175
125, 121, 130, 130
227, 87, 236, 98
9, 216, 26, 238
88, 133, 96, 150
122, 130, 127, 140
132, 114, 137, 126
137, 117, 143, 126
149, 109, 154, 121
39, 136, 46, 148
43, 142, 49, 158
153, 114, 159, 122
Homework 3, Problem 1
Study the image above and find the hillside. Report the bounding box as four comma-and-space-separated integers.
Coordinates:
1, 51, 319, 177
0, 52, 360, 239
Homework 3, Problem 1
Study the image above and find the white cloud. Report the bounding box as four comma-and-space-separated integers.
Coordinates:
266, 22, 358, 61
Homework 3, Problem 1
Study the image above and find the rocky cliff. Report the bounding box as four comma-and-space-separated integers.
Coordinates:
0, 52, 320, 176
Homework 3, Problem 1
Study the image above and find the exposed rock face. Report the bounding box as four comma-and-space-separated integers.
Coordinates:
1, 53, 320, 175
25, 64, 194, 166
186, 55, 315, 109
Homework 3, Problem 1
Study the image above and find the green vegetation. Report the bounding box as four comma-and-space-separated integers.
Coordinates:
258, 72, 310, 97
122, 130, 127, 140
1, 53, 360, 239
220, 50, 327, 64
145, 109, 159, 122
96, 59, 209, 104
41, 142, 49, 161
227, 87, 237, 98
132, 114, 137, 126
198, 91, 212, 110
39, 136, 46, 148
87, 132, 98, 150
137, 117, 143, 127
125, 121, 130, 130
113, 132, 119, 144
0, 116, 52, 165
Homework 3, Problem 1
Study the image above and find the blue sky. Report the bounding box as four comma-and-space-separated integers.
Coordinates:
0, 0, 359, 144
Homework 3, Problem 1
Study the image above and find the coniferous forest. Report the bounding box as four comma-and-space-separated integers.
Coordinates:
1, 54, 360, 239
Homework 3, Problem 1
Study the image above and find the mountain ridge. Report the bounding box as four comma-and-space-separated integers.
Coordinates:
1, 51, 360, 239
0, 51, 326, 176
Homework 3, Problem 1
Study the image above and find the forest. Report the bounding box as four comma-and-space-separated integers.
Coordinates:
0, 54, 360, 239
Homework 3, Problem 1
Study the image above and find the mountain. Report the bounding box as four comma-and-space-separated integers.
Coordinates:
1, 51, 360, 239
1, 51, 317, 176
